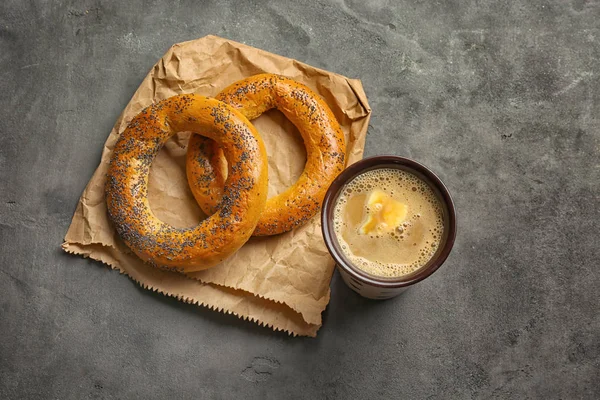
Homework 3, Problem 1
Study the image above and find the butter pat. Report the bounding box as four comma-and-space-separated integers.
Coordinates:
359, 190, 408, 234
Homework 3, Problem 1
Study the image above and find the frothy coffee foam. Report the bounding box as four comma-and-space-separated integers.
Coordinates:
333, 168, 444, 278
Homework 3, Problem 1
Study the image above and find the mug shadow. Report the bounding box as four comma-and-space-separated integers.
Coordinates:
320, 268, 412, 336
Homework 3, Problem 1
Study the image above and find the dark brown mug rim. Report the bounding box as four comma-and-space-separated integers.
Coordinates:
321, 155, 457, 288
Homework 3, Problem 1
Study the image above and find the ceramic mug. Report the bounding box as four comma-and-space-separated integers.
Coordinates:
321, 155, 457, 299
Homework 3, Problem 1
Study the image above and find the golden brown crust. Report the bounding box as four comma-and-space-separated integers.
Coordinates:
186, 74, 346, 236
106, 94, 268, 272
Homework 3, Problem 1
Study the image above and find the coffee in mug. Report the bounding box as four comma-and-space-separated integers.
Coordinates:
332, 168, 444, 278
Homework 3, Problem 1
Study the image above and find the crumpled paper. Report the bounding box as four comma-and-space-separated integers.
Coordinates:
62, 35, 371, 336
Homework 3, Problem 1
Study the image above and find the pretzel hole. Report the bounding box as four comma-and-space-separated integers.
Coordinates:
256, 109, 307, 197
147, 131, 206, 228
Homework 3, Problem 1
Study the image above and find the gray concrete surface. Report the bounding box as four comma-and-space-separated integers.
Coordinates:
1, 0, 599, 398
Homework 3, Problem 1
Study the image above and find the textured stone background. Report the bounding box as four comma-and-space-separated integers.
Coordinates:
1, 0, 599, 398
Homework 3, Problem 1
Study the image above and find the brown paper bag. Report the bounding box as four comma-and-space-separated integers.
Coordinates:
62, 35, 371, 337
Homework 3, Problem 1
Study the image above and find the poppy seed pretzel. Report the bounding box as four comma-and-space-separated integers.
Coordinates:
106, 94, 268, 272
186, 74, 346, 236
